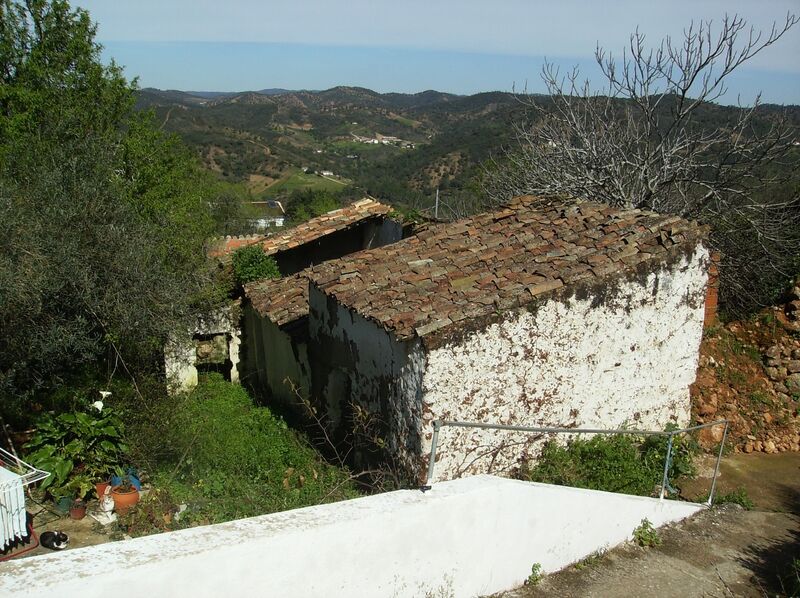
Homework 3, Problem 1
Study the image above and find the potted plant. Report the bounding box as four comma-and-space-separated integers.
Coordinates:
69, 498, 87, 520
23, 397, 128, 500
65, 473, 93, 520
52, 487, 73, 515
111, 479, 140, 515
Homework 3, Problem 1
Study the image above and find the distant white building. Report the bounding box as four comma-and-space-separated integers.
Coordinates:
252, 216, 285, 230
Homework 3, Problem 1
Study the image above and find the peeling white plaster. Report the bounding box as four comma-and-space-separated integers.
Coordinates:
309, 285, 426, 473
311, 246, 710, 483
422, 247, 710, 481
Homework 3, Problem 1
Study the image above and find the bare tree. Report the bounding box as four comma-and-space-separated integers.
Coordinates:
483, 14, 800, 315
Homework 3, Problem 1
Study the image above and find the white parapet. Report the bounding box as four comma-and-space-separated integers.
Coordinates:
0, 476, 703, 597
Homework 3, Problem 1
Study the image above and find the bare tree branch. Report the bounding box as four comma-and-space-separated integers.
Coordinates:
483, 13, 800, 315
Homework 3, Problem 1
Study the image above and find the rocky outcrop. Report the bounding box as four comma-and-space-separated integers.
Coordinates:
691, 303, 800, 455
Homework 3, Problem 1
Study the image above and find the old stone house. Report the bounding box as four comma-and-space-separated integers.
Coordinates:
166, 198, 407, 393
306, 197, 711, 481
237, 199, 412, 404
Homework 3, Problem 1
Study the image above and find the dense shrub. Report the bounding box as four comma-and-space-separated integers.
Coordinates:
520, 430, 696, 497
24, 400, 127, 499
231, 244, 280, 285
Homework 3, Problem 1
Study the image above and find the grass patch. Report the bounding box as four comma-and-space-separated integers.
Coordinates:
713, 487, 755, 510
121, 375, 358, 534
719, 365, 748, 387
389, 114, 421, 128
261, 169, 349, 198
749, 391, 772, 407
574, 550, 606, 570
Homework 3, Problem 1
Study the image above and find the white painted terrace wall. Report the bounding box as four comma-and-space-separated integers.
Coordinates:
423, 246, 710, 481
0, 476, 703, 598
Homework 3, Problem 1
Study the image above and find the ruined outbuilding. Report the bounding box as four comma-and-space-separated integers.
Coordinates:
308, 197, 711, 481
237, 199, 411, 404
167, 199, 407, 394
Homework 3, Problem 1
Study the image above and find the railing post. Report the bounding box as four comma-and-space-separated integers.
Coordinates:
659, 433, 674, 501
424, 420, 442, 488
707, 421, 729, 507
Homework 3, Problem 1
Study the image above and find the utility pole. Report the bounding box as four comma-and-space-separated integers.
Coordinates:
434, 187, 439, 219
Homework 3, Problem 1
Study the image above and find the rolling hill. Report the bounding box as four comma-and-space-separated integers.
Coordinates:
135, 86, 800, 213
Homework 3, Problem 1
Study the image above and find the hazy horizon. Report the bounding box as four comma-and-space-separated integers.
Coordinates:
79, 1, 800, 104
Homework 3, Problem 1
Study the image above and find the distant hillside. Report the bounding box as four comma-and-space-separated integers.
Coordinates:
135, 86, 800, 212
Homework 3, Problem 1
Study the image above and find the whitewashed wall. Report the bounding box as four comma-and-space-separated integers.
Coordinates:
422, 247, 710, 481
239, 303, 311, 408
0, 476, 703, 598
309, 284, 425, 474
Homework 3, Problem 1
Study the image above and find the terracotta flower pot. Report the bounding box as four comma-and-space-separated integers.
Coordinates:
70, 501, 87, 520
95, 481, 110, 499
111, 485, 140, 515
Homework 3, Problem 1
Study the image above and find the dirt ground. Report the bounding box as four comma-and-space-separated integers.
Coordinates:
503, 452, 800, 598
27, 509, 112, 556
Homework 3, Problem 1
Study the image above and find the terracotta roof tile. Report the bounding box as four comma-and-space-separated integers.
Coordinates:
244, 271, 311, 327
208, 198, 391, 259
258, 199, 390, 256
310, 197, 708, 342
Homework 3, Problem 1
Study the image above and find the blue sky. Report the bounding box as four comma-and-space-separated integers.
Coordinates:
75, 0, 800, 104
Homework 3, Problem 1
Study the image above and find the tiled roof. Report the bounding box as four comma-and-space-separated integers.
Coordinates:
208, 234, 268, 258
258, 198, 391, 256
207, 198, 391, 259
310, 197, 707, 343
244, 271, 311, 327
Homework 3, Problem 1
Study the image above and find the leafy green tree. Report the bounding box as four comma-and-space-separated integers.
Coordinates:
232, 245, 280, 285
0, 0, 229, 425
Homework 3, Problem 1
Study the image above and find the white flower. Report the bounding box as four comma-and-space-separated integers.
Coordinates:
99, 391, 112, 399
92, 400, 104, 412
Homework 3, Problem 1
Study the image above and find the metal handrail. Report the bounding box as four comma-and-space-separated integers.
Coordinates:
424, 419, 729, 507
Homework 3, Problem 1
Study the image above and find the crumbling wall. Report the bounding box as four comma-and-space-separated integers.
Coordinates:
165, 304, 241, 394
308, 284, 425, 474
421, 245, 710, 482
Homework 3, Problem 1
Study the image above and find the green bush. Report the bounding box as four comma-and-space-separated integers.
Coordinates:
135, 375, 357, 528
231, 244, 280, 285
521, 430, 696, 497
712, 487, 755, 510
526, 563, 543, 586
